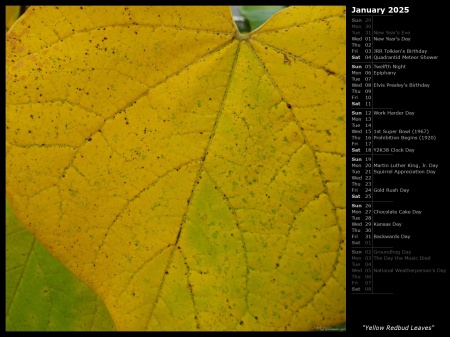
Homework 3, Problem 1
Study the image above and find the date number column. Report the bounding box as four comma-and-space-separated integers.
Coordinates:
350, 15, 374, 294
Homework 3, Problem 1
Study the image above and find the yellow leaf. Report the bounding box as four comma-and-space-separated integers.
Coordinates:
6, 6, 346, 331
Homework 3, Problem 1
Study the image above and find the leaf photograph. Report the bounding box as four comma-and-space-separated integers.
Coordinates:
5, 6, 346, 331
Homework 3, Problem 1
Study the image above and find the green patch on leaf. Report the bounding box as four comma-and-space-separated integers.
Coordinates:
6, 202, 116, 331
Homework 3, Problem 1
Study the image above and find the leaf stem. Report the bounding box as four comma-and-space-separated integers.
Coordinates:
235, 32, 250, 41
